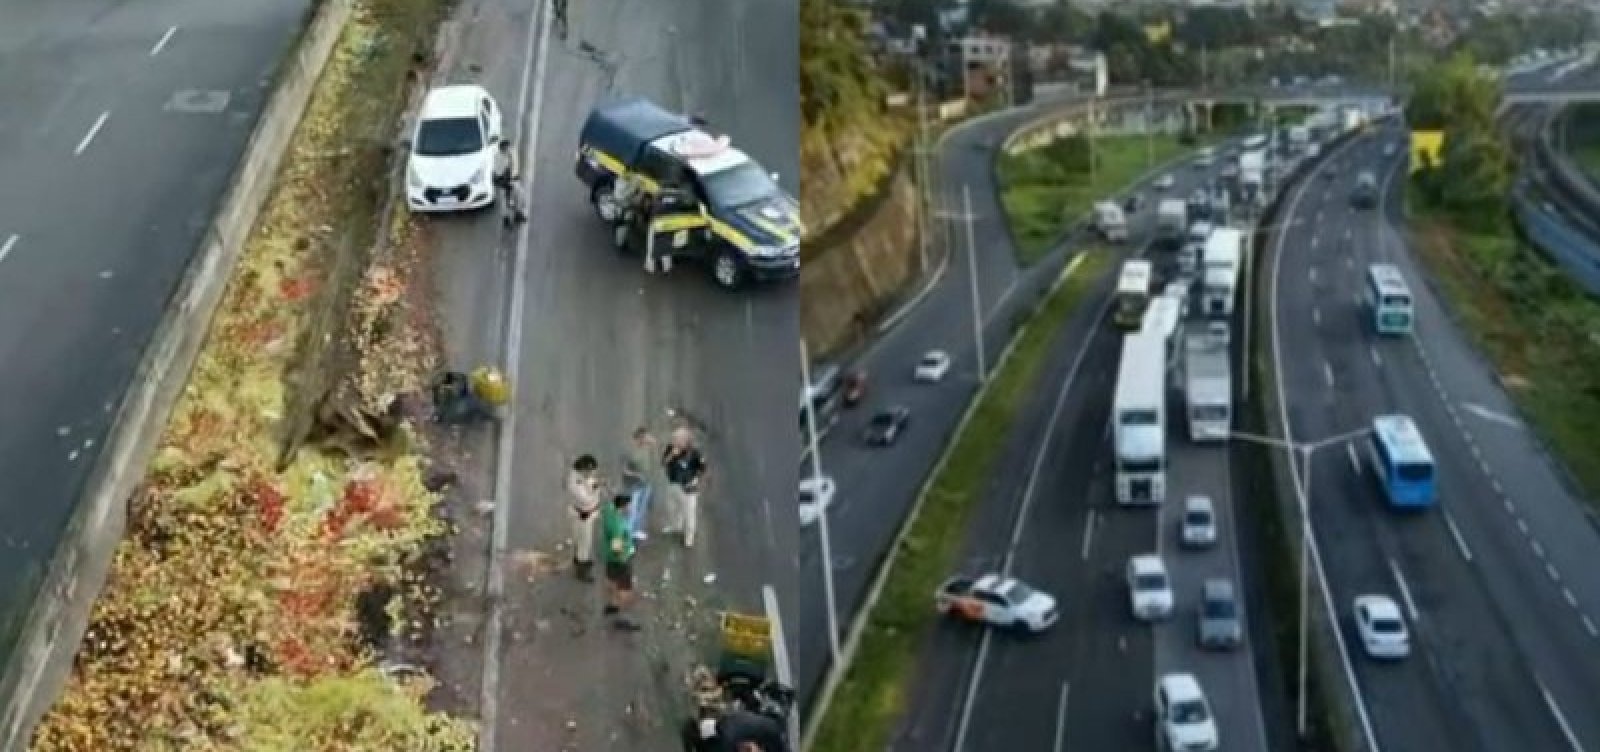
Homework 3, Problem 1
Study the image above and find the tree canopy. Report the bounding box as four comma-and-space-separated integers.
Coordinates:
1408, 52, 1514, 232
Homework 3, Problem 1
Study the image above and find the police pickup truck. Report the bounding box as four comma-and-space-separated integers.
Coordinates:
575, 97, 801, 289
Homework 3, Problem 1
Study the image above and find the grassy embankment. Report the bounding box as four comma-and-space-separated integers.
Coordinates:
997, 135, 1207, 264
1410, 208, 1600, 502
30, 0, 476, 749
808, 249, 1111, 751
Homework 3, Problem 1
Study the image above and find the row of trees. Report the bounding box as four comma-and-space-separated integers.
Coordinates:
1408, 53, 1515, 233
801, 0, 884, 125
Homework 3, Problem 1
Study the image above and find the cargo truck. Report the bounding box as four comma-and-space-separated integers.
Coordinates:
1157, 200, 1187, 250
1181, 322, 1232, 442
1114, 332, 1167, 505
1200, 227, 1243, 317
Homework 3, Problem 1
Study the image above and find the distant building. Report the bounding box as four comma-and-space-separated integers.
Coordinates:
946, 32, 1013, 100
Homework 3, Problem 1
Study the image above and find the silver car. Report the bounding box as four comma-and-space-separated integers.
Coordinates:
1197, 579, 1242, 650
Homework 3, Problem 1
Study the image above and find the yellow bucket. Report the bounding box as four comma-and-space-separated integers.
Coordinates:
470, 366, 510, 407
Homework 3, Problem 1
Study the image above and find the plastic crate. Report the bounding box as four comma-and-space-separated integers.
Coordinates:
720, 612, 771, 660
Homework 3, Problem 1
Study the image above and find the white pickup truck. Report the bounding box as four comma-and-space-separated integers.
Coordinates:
935, 574, 1059, 633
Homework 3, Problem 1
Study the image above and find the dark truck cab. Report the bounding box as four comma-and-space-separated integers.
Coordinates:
575, 97, 801, 289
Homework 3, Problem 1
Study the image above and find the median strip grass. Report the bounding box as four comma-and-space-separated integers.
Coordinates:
809, 248, 1112, 751
997, 134, 1200, 264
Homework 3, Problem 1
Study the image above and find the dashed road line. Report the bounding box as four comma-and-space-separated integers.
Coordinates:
1546, 562, 1561, 583
74, 111, 109, 155
1079, 509, 1097, 561
1323, 361, 1335, 388
0, 234, 17, 264
1540, 682, 1587, 752
1532, 540, 1545, 558
1369, 346, 1382, 367
150, 25, 178, 56
1346, 443, 1361, 474
1312, 307, 1321, 325
1309, 267, 1319, 285
1584, 615, 1598, 638
1389, 558, 1419, 622
1053, 681, 1071, 752
1442, 511, 1474, 562
1562, 587, 1577, 608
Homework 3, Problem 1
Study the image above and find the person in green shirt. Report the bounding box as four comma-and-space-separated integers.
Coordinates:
602, 493, 640, 631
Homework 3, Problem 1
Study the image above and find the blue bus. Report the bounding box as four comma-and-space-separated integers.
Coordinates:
1367, 415, 1436, 509
1365, 264, 1414, 335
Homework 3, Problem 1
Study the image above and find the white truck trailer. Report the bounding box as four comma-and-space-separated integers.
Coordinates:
1181, 322, 1232, 442
1113, 331, 1167, 505
1157, 199, 1187, 251
1200, 227, 1243, 317
1094, 201, 1129, 243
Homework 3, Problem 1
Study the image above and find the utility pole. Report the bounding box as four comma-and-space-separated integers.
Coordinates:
1146, 80, 1155, 168
1387, 34, 1396, 90
914, 63, 931, 273
799, 340, 843, 667
932, 189, 988, 383
1088, 95, 1099, 187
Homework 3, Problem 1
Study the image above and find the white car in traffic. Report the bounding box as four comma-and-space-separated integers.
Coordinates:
1154, 673, 1219, 751
1127, 554, 1174, 621
406, 85, 504, 212
914, 350, 952, 383
1354, 594, 1411, 659
799, 475, 835, 527
1180, 495, 1217, 548
1154, 173, 1176, 190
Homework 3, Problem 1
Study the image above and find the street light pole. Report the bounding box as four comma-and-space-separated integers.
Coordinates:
1145, 80, 1155, 168
1230, 425, 1372, 738
799, 339, 842, 666
962, 185, 988, 382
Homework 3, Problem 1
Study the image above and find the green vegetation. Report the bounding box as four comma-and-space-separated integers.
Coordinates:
997, 134, 1202, 264
807, 249, 1112, 752
1559, 104, 1600, 181
1406, 55, 1600, 504
800, 0, 907, 239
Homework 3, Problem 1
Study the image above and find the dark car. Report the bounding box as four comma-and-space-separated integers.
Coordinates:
863, 406, 911, 446
1123, 193, 1145, 213
843, 370, 868, 407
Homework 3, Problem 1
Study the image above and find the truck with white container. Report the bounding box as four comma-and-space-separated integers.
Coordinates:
1093, 201, 1129, 243
1113, 331, 1167, 505
1181, 322, 1232, 442
1239, 151, 1265, 208
1157, 200, 1187, 250
1200, 227, 1243, 317
1113, 259, 1154, 330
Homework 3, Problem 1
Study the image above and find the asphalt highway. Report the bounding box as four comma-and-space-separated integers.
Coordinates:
887, 153, 1276, 752
1266, 124, 1600, 751
795, 96, 1188, 703
0, 0, 309, 650
422, 0, 796, 748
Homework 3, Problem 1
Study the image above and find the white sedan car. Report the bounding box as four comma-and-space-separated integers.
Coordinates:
1354, 594, 1411, 659
914, 350, 952, 383
1153, 173, 1175, 190
406, 84, 504, 212
1127, 554, 1174, 621
799, 475, 835, 527
1155, 673, 1219, 751
1180, 495, 1217, 548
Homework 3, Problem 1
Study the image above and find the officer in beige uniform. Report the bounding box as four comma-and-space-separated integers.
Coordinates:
567, 454, 604, 581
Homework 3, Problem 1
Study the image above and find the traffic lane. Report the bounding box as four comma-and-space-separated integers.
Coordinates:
901, 265, 1143, 751
962, 345, 1157, 752
1358, 182, 1600, 745
1157, 437, 1269, 752
0, 0, 308, 616
1271, 182, 1466, 752
1283, 186, 1567, 751
470, 1, 795, 747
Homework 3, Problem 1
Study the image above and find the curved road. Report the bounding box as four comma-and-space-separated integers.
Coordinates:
1266, 123, 1600, 752
420, 0, 796, 748
0, 0, 310, 649
797, 94, 1152, 703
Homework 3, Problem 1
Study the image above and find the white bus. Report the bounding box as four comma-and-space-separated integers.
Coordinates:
1365, 263, 1414, 335
1113, 259, 1154, 330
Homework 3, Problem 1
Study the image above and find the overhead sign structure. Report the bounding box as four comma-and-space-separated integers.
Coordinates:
1410, 130, 1444, 173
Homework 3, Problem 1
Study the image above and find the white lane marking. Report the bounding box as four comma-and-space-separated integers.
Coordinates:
1369, 346, 1382, 367
1080, 509, 1097, 561
1309, 267, 1318, 285
1311, 235, 1320, 249
1540, 682, 1588, 752
1584, 615, 1598, 638
1518, 517, 1530, 535
0, 234, 17, 264
150, 25, 178, 56
1389, 558, 1420, 623
1345, 256, 1353, 269
74, 111, 110, 155
1346, 443, 1361, 474
1053, 681, 1071, 752
478, 0, 553, 749
765, 584, 801, 743
1547, 562, 1561, 583
1563, 587, 1577, 607
1442, 511, 1473, 562
1103, 412, 1113, 441
1323, 361, 1335, 389
1312, 307, 1322, 326
1344, 228, 1353, 242
1461, 402, 1520, 428
1532, 540, 1545, 558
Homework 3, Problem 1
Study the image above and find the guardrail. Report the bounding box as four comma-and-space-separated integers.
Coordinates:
1517, 111, 1600, 297
1000, 93, 1189, 154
